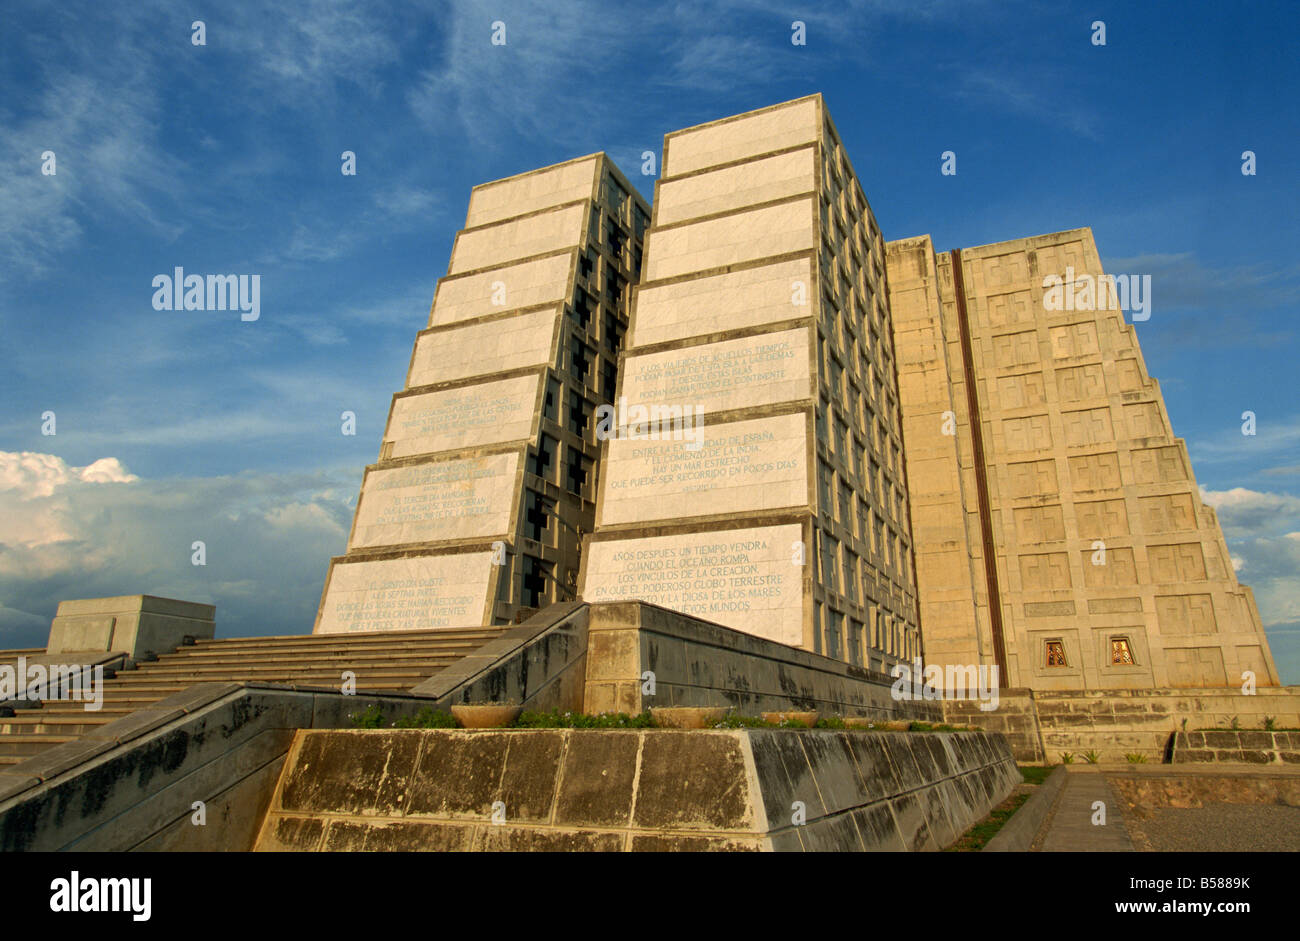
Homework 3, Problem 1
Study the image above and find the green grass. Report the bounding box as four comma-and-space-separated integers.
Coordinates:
1019, 765, 1053, 786
514, 709, 657, 729
947, 792, 1031, 851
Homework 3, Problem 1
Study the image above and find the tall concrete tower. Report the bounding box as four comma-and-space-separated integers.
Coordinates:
580, 96, 923, 676
887, 230, 1280, 689
316, 155, 648, 632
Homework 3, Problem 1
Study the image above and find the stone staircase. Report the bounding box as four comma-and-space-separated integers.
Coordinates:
0, 628, 503, 768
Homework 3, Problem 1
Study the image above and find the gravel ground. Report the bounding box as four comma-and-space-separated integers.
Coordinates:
1124, 803, 1300, 852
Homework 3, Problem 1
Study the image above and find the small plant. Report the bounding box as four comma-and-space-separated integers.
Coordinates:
1083, 749, 1100, 764
1263, 716, 1276, 731
1060, 752, 1074, 765
1125, 753, 1148, 763
815, 716, 848, 729
708, 712, 768, 728
1229, 716, 1241, 730
393, 707, 458, 729
515, 709, 656, 729
350, 704, 386, 728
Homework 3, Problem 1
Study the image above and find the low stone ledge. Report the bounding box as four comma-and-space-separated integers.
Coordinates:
983, 766, 1065, 852
256, 727, 1019, 852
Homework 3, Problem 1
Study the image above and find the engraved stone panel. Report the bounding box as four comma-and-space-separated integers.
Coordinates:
1082, 546, 1137, 587
1049, 321, 1100, 359
1132, 446, 1188, 485
409, 309, 557, 385
1068, 451, 1121, 492
1115, 358, 1145, 392
1002, 414, 1053, 453
1055, 363, 1107, 402
1033, 241, 1087, 278
450, 203, 585, 274
317, 553, 494, 634
1123, 401, 1165, 440
430, 254, 572, 327
1013, 504, 1066, 543
1089, 597, 1143, 614
620, 329, 811, 415
465, 157, 598, 228
1139, 493, 1197, 533
1006, 459, 1059, 498
1148, 543, 1208, 582
645, 198, 815, 282
996, 371, 1047, 409
385, 375, 539, 458
1025, 601, 1076, 617
1156, 594, 1218, 634
984, 290, 1033, 327
981, 252, 1029, 289
665, 98, 818, 177
1166, 647, 1227, 687
1062, 406, 1113, 447
1019, 552, 1072, 589
1075, 498, 1129, 539
598, 414, 807, 526
351, 453, 518, 549
656, 148, 816, 225
632, 257, 813, 347
582, 524, 804, 646
992, 330, 1039, 368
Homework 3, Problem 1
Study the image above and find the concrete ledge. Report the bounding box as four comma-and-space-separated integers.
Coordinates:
983, 766, 1066, 852
256, 727, 1018, 851
412, 600, 589, 711
585, 601, 943, 721
0, 683, 448, 852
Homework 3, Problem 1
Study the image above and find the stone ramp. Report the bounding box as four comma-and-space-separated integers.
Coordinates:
0, 627, 503, 769
255, 727, 1021, 852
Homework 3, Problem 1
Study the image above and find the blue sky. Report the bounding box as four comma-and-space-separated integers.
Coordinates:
2, 0, 1297, 682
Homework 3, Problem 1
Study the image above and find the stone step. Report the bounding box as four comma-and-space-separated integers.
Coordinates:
146, 650, 472, 667
0, 735, 78, 757
0, 717, 116, 736
127, 664, 444, 680
187, 630, 501, 651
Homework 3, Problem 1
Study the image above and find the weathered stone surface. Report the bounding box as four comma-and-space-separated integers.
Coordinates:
279, 729, 420, 817
255, 727, 1017, 852
632, 732, 751, 830
553, 732, 639, 828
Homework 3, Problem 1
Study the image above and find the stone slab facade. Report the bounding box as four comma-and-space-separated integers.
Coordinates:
579, 95, 922, 677
888, 231, 1281, 690
316, 155, 649, 632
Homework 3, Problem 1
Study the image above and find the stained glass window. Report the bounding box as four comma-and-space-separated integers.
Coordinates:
1045, 640, 1067, 667
1111, 638, 1135, 665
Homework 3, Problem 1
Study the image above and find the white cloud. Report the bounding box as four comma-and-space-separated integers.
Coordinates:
0, 450, 353, 646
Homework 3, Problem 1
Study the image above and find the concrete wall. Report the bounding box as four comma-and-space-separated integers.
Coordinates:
256, 726, 1019, 851
944, 685, 1300, 764
46, 595, 215, 660
0, 683, 447, 852
1170, 730, 1300, 764
582, 601, 941, 720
